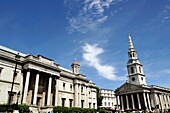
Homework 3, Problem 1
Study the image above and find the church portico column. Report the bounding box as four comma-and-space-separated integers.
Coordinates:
154, 93, 159, 106
33, 73, 40, 105
55, 78, 59, 106
137, 93, 141, 109
131, 94, 135, 109
147, 93, 151, 111
121, 95, 124, 111
47, 75, 52, 106
23, 70, 30, 104
126, 95, 129, 109
143, 92, 148, 110
42, 92, 46, 107
159, 94, 163, 111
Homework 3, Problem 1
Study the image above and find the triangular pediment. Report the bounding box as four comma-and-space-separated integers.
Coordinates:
115, 82, 145, 94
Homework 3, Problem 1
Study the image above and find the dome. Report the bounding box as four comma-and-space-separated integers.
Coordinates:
71, 59, 80, 66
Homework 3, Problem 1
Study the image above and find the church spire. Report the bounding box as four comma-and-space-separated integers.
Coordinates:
128, 33, 135, 51
127, 33, 146, 85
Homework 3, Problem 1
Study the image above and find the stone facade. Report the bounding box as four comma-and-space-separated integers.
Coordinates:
0, 45, 97, 113
100, 89, 116, 110
115, 34, 170, 112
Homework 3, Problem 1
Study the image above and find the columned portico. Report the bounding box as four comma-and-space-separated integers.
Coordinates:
143, 92, 148, 110
47, 76, 52, 106
23, 70, 30, 104
147, 93, 151, 111
55, 79, 59, 106
137, 93, 141, 109
131, 94, 135, 109
33, 73, 39, 105
121, 95, 124, 111
126, 95, 129, 109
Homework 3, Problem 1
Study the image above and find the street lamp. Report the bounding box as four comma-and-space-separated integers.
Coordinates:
8, 53, 20, 105
16, 91, 20, 105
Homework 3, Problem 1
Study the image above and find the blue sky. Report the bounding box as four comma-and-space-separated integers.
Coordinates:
1, 0, 170, 90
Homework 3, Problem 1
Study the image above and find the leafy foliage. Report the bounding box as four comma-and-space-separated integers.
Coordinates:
96, 87, 103, 107
98, 109, 108, 113
0, 104, 30, 113
53, 106, 96, 113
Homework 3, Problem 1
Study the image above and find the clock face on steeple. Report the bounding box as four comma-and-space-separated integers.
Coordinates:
132, 77, 135, 81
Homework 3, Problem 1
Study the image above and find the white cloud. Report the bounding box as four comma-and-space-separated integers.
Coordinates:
65, 0, 125, 33
82, 43, 125, 81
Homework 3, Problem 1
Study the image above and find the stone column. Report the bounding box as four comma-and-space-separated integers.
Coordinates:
19, 71, 24, 104
154, 93, 159, 106
143, 92, 148, 110
47, 76, 52, 106
79, 84, 81, 107
131, 94, 135, 109
42, 92, 46, 107
84, 86, 87, 108
55, 79, 59, 106
159, 94, 163, 111
28, 90, 33, 104
126, 95, 129, 109
33, 73, 39, 105
86, 86, 89, 108
121, 95, 124, 111
147, 93, 151, 111
22, 70, 30, 104
74, 83, 78, 107
168, 95, 170, 109
137, 93, 141, 109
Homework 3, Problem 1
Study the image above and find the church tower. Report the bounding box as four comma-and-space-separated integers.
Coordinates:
71, 59, 80, 74
127, 33, 146, 85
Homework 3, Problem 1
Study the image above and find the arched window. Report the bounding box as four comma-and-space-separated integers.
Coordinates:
131, 67, 134, 73
130, 54, 132, 57
139, 67, 141, 73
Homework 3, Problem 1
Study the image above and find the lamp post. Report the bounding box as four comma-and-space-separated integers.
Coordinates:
8, 53, 20, 105
16, 91, 20, 105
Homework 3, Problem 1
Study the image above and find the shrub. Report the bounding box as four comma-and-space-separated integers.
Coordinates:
18, 104, 30, 113
0, 104, 30, 113
53, 106, 97, 113
53, 106, 70, 113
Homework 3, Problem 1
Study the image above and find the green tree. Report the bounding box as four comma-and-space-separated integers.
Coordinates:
96, 87, 103, 107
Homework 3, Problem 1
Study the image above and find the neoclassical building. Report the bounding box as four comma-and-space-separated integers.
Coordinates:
0, 45, 97, 113
115, 34, 170, 112
100, 89, 116, 110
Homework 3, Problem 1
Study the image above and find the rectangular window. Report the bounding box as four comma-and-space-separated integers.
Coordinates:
62, 98, 66, 107
81, 100, 84, 108
81, 86, 83, 93
69, 99, 73, 108
89, 102, 91, 108
93, 103, 95, 108
63, 83, 66, 90
0, 67, 3, 76
70, 84, 72, 91
105, 102, 107, 106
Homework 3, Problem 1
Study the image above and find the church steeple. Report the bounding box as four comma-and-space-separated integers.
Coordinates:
127, 33, 146, 85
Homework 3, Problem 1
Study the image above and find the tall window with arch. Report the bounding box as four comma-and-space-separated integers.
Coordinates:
131, 67, 134, 73
139, 67, 141, 73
